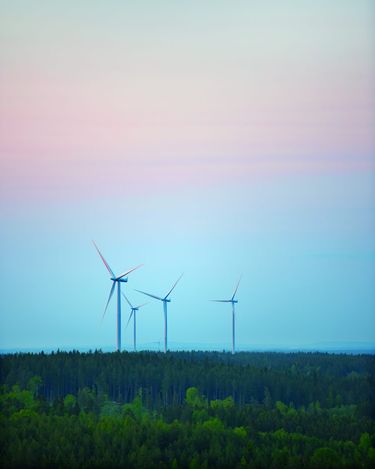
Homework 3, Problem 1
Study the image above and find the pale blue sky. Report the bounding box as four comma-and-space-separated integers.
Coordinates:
0, 1, 374, 351
1, 173, 374, 350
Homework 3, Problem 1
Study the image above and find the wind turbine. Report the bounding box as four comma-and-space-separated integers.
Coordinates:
135, 274, 183, 353
211, 276, 242, 355
93, 241, 143, 352
122, 293, 148, 352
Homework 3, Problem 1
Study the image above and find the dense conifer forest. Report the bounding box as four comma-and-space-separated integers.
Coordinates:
1, 351, 374, 467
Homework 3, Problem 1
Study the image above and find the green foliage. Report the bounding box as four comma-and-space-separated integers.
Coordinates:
63, 394, 77, 414
0, 352, 374, 467
263, 386, 273, 408
311, 447, 341, 467
275, 400, 298, 417
0, 384, 39, 416
359, 432, 371, 452
26, 375, 42, 396
1, 350, 373, 412
122, 391, 148, 422
202, 417, 225, 433
100, 399, 121, 417
77, 387, 98, 413
275, 400, 288, 415
233, 426, 247, 439
210, 396, 234, 410
186, 387, 207, 409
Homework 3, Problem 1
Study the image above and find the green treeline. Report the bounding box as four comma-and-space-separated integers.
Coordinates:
0, 351, 374, 467
1, 351, 374, 410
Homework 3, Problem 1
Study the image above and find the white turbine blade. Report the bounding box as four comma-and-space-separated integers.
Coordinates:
231, 275, 242, 300
125, 310, 134, 329
92, 240, 115, 277
102, 282, 116, 320
122, 292, 133, 309
134, 289, 163, 301
211, 299, 231, 302
135, 302, 148, 309
164, 273, 184, 299
116, 264, 143, 280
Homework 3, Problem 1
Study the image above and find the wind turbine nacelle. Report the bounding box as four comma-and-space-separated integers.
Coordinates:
111, 277, 128, 283
232, 300, 238, 304
164, 298, 171, 303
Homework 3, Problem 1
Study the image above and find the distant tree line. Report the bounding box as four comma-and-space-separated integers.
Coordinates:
1, 351, 374, 413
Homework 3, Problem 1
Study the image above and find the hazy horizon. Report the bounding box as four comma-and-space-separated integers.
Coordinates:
2, 339, 375, 356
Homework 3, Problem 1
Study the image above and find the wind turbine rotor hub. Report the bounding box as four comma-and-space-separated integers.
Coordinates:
111, 277, 128, 283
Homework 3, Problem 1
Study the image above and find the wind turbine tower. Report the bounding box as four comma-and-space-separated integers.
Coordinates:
135, 274, 183, 353
93, 241, 142, 351
212, 276, 242, 354
123, 293, 147, 352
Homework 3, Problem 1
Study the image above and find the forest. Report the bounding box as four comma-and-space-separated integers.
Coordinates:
1, 350, 374, 468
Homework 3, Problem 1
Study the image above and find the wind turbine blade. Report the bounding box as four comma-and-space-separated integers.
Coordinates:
134, 289, 164, 301
92, 240, 115, 277
210, 299, 231, 302
231, 275, 242, 300
164, 273, 184, 299
121, 292, 133, 309
102, 282, 116, 320
116, 264, 143, 280
135, 302, 148, 309
125, 310, 134, 329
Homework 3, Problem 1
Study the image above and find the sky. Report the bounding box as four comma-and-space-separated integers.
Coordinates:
0, 0, 374, 351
